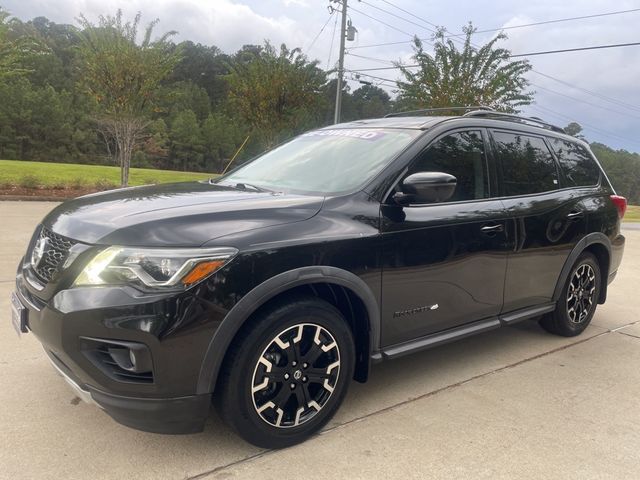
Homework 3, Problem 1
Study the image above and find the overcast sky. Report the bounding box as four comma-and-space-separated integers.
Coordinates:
5, 0, 640, 152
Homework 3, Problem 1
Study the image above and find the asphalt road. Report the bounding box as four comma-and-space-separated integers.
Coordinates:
1, 201, 639, 480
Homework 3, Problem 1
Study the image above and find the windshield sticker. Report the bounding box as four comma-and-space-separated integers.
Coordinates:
302, 129, 386, 141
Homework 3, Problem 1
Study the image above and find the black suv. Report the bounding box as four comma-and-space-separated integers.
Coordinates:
12, 108, 626, 448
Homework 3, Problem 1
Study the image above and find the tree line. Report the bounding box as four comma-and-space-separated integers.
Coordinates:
0, 7, 639, 203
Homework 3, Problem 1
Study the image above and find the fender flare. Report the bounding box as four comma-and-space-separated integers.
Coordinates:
552, 232, 612, 303
196, 266, 381, 394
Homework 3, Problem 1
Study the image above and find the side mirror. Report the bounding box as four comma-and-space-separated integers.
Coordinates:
396, 172, 457, 204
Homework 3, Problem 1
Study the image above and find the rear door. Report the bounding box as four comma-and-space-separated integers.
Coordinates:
489, 130, 588, 312
380, 129, 511, 346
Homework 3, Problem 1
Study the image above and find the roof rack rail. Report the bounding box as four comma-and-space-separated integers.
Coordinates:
385, 106, 494, 118
462, 110, 565, 133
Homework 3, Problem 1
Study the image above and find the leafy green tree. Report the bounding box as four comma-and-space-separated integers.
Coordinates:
170, 109, 203, 171
201, 112, 245, 172
141, 118, 169, 166
158, 81, 211, 122
76, 10, 182, 185
227, 42, 326, 148
350, 84, 391, 120
397, 24, 533, 113
0, 8, 43, 82
169, 41, 230, 106
24, 17, 80, 92
0, 78, 75, 160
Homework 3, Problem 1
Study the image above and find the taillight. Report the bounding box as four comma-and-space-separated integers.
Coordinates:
610, 195, 627, 219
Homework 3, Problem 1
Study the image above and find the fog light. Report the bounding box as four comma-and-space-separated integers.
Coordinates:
80, 337, 154, 383
107, 343, 152, 373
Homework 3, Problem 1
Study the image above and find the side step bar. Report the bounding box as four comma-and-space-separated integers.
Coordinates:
378, 302, 556, 360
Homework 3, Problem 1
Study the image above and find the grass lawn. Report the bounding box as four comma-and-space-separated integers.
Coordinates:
625, 204, 640, 222
0, 159, 211, 189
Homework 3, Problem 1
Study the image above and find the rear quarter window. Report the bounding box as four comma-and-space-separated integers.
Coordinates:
547, 137, 601, 187
491, 131, 559, 196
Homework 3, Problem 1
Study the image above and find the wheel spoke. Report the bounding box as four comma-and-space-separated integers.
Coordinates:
270, 383, 293, 408
305, 368, 331, 383
294, 384, 307, 409
303, 342, 325, 366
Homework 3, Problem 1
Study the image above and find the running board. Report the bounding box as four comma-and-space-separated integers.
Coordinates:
379, 302, 556, 360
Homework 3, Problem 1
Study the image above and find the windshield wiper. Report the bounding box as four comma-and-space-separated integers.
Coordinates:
212, 179, 273, 193
234, 182, 271, 193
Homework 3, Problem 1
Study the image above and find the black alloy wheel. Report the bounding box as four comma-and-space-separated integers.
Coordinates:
540, 252, 601, 337
251, 323, 341, 428
566, 263, 597, 324
216, 295, 355, 448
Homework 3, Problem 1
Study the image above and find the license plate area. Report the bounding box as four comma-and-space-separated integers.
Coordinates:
10, 292, 28, 336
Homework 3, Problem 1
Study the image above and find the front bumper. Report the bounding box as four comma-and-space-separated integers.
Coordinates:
46, 349, 211, 433
15, 265, 226, 434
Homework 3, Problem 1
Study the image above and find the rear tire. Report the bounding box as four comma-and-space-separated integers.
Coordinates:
540, 252, 601, 337
215, 295, 355, 448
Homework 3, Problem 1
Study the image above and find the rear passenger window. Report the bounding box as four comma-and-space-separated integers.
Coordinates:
407, 130, 488, 202
492, 131, 559, 196
547, 138, 600, 187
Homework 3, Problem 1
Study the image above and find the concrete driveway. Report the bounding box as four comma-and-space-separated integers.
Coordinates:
1, 201, 639, 480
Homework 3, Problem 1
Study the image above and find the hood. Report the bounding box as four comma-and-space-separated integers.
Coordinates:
43, 182, 324, 247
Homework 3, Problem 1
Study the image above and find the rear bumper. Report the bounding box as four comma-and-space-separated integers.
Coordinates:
46, 349, 211, 434
606, 232, 625, 287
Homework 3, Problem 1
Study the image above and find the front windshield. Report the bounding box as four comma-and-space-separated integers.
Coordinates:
219, 128, 421, 195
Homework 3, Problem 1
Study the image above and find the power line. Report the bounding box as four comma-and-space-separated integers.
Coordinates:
530, 104, 640, 147
346, 51, 396, 64
345, 69, 399, 85
532, 70, 640, 113
341, 41, 640, 72
348, 6, 640, 50
511, 41, 640, 58
305, 11, 335, 53
349, 5, 415, 38
349, 1, 640, 126
358, 0, 437, 34
530, 83, 640, 121
377, 0, 439, 29
464, 7, 640, 36
326, 11, 339, 71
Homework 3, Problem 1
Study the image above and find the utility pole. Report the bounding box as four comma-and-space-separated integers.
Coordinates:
333, 0, 348, 124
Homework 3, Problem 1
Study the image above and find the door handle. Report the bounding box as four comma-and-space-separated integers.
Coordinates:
480, 224, 504, 233
567, 211, 584, 219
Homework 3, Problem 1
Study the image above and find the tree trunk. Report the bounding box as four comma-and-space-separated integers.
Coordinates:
97, 116, 147, 188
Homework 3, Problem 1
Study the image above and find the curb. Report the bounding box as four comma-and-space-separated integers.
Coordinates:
0, 195, 66, 202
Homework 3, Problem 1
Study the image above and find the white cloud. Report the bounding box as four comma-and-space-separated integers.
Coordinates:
281, 0, 309, 7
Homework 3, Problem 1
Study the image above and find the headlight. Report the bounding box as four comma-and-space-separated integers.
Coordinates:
73, 246, 238, 289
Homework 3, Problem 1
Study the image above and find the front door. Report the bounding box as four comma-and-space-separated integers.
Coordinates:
380, 129, 512, 347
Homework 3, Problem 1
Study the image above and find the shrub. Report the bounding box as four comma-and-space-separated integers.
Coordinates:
70, 177, 86, 189
94, 178, 117, 191
19, 175, 41, 189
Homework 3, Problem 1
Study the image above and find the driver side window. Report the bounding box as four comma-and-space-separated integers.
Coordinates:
407, 130, 489, 202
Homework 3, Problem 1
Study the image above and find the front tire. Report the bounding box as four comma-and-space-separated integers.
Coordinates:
540, 252, 601, 337
215, 295, 355, 448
